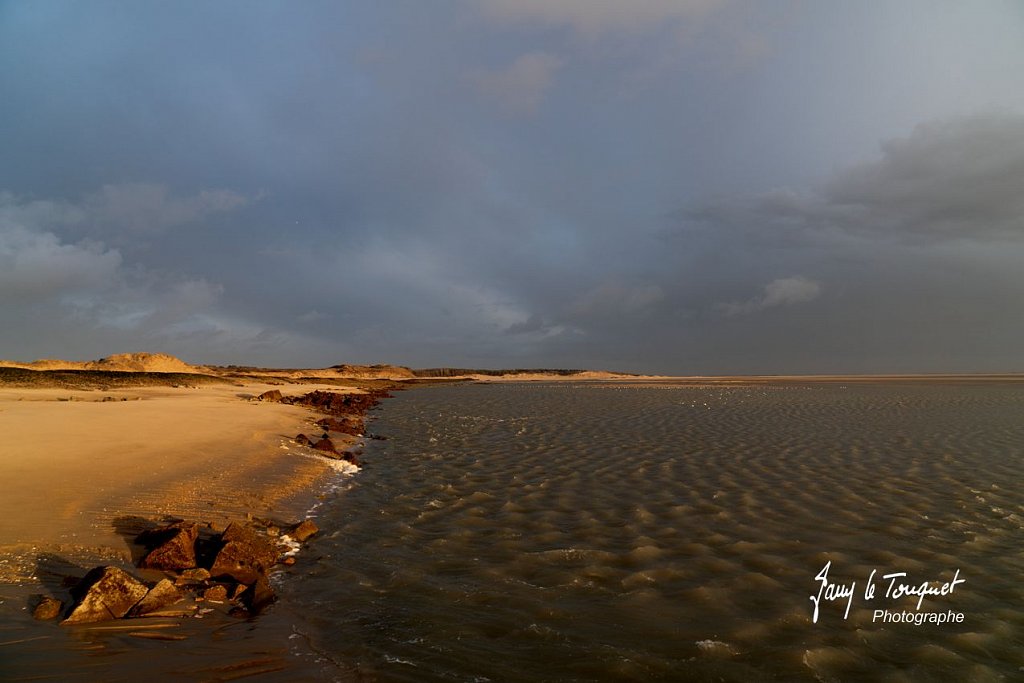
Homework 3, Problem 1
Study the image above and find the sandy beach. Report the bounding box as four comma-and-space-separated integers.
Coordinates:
2, 363, 1019, 583
0, 379, 368, 582
2, 365, 1022, 680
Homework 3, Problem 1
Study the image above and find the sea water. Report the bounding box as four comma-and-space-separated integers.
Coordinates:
277, 381, 1024, 681
3, 381, 1022, 681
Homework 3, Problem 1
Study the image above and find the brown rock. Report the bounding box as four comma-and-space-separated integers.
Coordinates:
246, 576, 276, 614
209, 523, 280, 585
312, 438, 337, 454
62, 567, 149, 625
137, 522, 199, 571
282, 389, 390, 417
128, 579, 184, 617
316, 416, 362, 435
289, 519, 319, 543
203, 585, 229, 602
32, 596, 63, 621
257, 389, 283, 402
295, 433, 312, 446
179, 567, 211, 582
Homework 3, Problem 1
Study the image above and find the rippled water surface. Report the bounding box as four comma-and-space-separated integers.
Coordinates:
3, 381, 1022, 681
281, 381, 1024, 681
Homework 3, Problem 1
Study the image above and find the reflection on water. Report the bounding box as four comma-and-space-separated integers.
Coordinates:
279, 382, 1024, 681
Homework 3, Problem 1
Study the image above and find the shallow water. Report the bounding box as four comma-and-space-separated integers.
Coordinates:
3, 381, 1023, 681
279, 381, 1024, 681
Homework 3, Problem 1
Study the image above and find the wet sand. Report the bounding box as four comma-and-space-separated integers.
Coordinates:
295, 380, 1024, 681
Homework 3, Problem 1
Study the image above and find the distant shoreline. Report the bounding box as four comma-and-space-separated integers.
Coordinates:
1, 357, 1021, 574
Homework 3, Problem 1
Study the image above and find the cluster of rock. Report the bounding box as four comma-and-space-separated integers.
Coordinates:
258, 388, 392, 465
34, 518, 318, 625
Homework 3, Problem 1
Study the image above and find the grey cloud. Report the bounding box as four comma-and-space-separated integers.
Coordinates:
0, 189, 255, 360
473, 52, 564, 116
0, 193, 87, 231
570, 280, 665, 319
86, 184, 250, 234
719, 276, 821, 316
658, 113, 1024, 372
2, 4, 1023, 373
825, 113, 1024, 239
474, 0, 730, 34
0, 224, 121, 302
686, 113, 1024, 245
1, 184, 250, 243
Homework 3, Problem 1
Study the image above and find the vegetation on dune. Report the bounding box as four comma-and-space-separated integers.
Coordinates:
413, 368, 591, 378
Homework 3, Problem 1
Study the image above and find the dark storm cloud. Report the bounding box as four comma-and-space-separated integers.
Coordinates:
653, 113, 1024, 372
1, 3, 1023, 372
682, 114, 1024, 243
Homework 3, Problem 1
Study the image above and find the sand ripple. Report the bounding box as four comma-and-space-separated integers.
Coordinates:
285, 383, 1023, 680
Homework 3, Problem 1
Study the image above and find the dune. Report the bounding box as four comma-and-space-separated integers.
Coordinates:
0, 352, 205, 374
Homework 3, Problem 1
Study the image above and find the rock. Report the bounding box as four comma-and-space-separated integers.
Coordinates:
62, 567, 149, 625
203, 585, 229, 602
341, 452, 361, 466
257, 389, 283, 402
282, 390, 389, 418
230, 584, 248, 601
289, 519, 319, 543
246, 576, 276, 614
135, 519, 185, 544
32, 596, 63, 621
295, 433, 312, 446
316, 416, 361, 435
312, 438, 337, 454
179, 567, 211, 582
138, 522, 199, 571
128, 579, 184, 617
209, 523, 280, 585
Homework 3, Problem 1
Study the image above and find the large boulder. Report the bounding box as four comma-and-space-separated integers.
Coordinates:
138, 522, 199, 571
127, 578, 184, 617
209, 523, 280, 585
257, 389, 283, 402
62, 567, 149, 625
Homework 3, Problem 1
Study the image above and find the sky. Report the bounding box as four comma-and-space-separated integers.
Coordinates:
2, 1, 1024, 374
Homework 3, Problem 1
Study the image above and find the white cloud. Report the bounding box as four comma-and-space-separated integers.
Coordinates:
473, 52, 563, 116
720, 276, 820, 316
